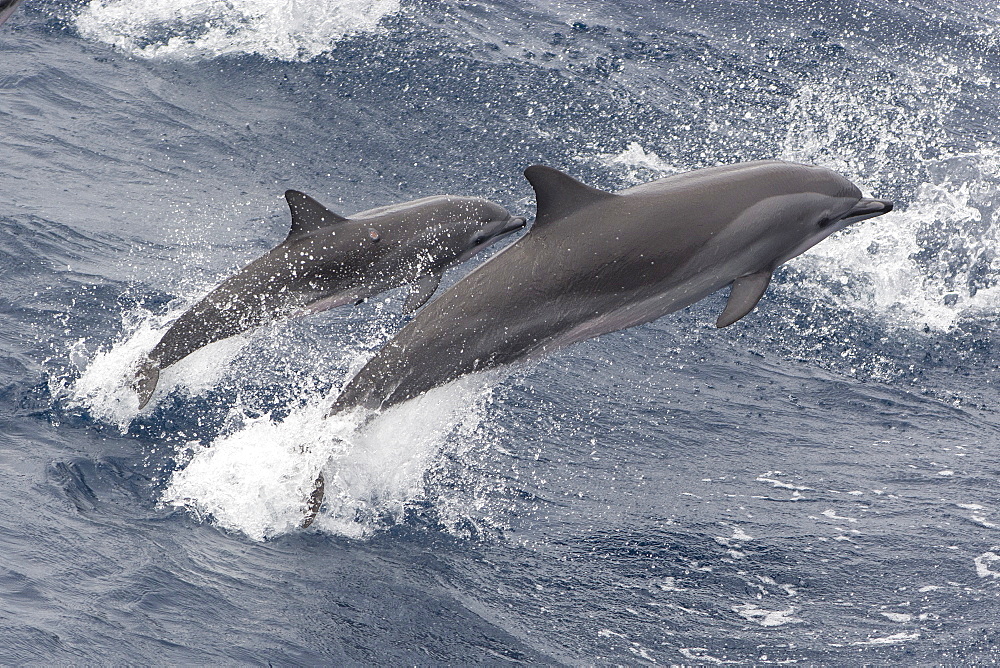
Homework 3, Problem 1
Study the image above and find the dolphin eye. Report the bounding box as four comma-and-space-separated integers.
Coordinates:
472, 235, 486, 245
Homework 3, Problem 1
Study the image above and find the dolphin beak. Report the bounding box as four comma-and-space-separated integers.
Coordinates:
503, 216, 528, 234
841, 198, 894, 225
491, 216, 527, 240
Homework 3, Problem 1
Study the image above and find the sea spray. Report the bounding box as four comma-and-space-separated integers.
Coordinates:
790, 153, 1000, 332
778, 73, 1000, 331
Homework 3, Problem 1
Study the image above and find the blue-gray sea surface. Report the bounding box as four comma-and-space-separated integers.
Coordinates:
2, 0, 1000, 663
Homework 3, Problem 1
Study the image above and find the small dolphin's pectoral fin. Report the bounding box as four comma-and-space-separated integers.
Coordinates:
284, 190, 349, 240
523, 165, 617, 227
134, 360, 160, 410
301, 473, 325, 529
297, 291, 361, 317
716, 270, 772, 328
401, 274, 441, 314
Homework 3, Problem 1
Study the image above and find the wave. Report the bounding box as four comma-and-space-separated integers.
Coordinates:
74, 0, 401, 61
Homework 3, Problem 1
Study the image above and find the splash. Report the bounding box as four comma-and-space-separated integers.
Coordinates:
599, 142, 679, 181
789, 152, 1000, 331
56, 300, 249, 430
778, 70, 1000, 332
163, 372, 500, 540
75, 0, 401, 61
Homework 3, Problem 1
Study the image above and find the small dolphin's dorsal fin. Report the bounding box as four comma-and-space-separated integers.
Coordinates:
716, 270, 772, 328
284, 190, 349, 239
524, 165, 616, 227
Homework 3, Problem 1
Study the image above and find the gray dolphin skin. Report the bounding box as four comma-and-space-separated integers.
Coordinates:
133, 190, 526, 408
0, 0, 24, 27
327, 161, 893, 420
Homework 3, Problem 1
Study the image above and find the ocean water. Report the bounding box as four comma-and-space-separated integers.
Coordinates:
3, 0, 1000, 663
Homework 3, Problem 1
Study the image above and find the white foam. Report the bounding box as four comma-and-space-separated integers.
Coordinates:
75, 0, 401, 61
54, 308, 161, 429
163, 372, 498, 540
678, 648, 724, 665
164, 397, 354, 541
787, 154, 1000, 332
733, 604, 801, 627
820, 508, 858, 523
852, 632, 920, 646
756, 474, 813, 492
974, 550, 1000, 578
779, 73, 1000, 332
731, 526, 753, 541
880, 612, 913, 623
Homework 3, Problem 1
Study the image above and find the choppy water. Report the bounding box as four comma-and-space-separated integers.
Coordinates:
3, 0, 1000, 663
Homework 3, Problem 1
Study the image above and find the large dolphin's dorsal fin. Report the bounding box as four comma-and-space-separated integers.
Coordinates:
285, 190, 349, 240
716, 270, 772, 328
524, 165, 616, 227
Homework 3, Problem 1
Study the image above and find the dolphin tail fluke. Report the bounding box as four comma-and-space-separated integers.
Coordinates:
134, 361, 160, 410
301, 472, 325, 528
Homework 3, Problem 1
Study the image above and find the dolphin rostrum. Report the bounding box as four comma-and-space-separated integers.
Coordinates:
327, 161, 893, 417
133, 190, 526, 408
0, 0, 24, 27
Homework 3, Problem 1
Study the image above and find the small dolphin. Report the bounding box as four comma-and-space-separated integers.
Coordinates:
0, 0, 24, 27
327, 161, 892, 417
133, 190, 526, 408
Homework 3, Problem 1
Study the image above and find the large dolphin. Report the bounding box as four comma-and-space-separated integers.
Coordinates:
0, 0, 24, 27
302, 160, 892, 524
133, 190, 526, 408
327, 160, 893, 417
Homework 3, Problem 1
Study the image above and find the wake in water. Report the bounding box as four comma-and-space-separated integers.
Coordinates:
75, 0, 401, 60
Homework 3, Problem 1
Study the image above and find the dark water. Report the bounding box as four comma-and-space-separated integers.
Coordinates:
3, 0, 1000, 663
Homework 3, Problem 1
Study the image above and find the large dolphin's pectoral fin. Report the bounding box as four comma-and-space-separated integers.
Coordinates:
524, 165, 617, 227
401, 274, 441, 314
284, 190, 349, 240
134, 360, 160, 410
716, 270, 772, 328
